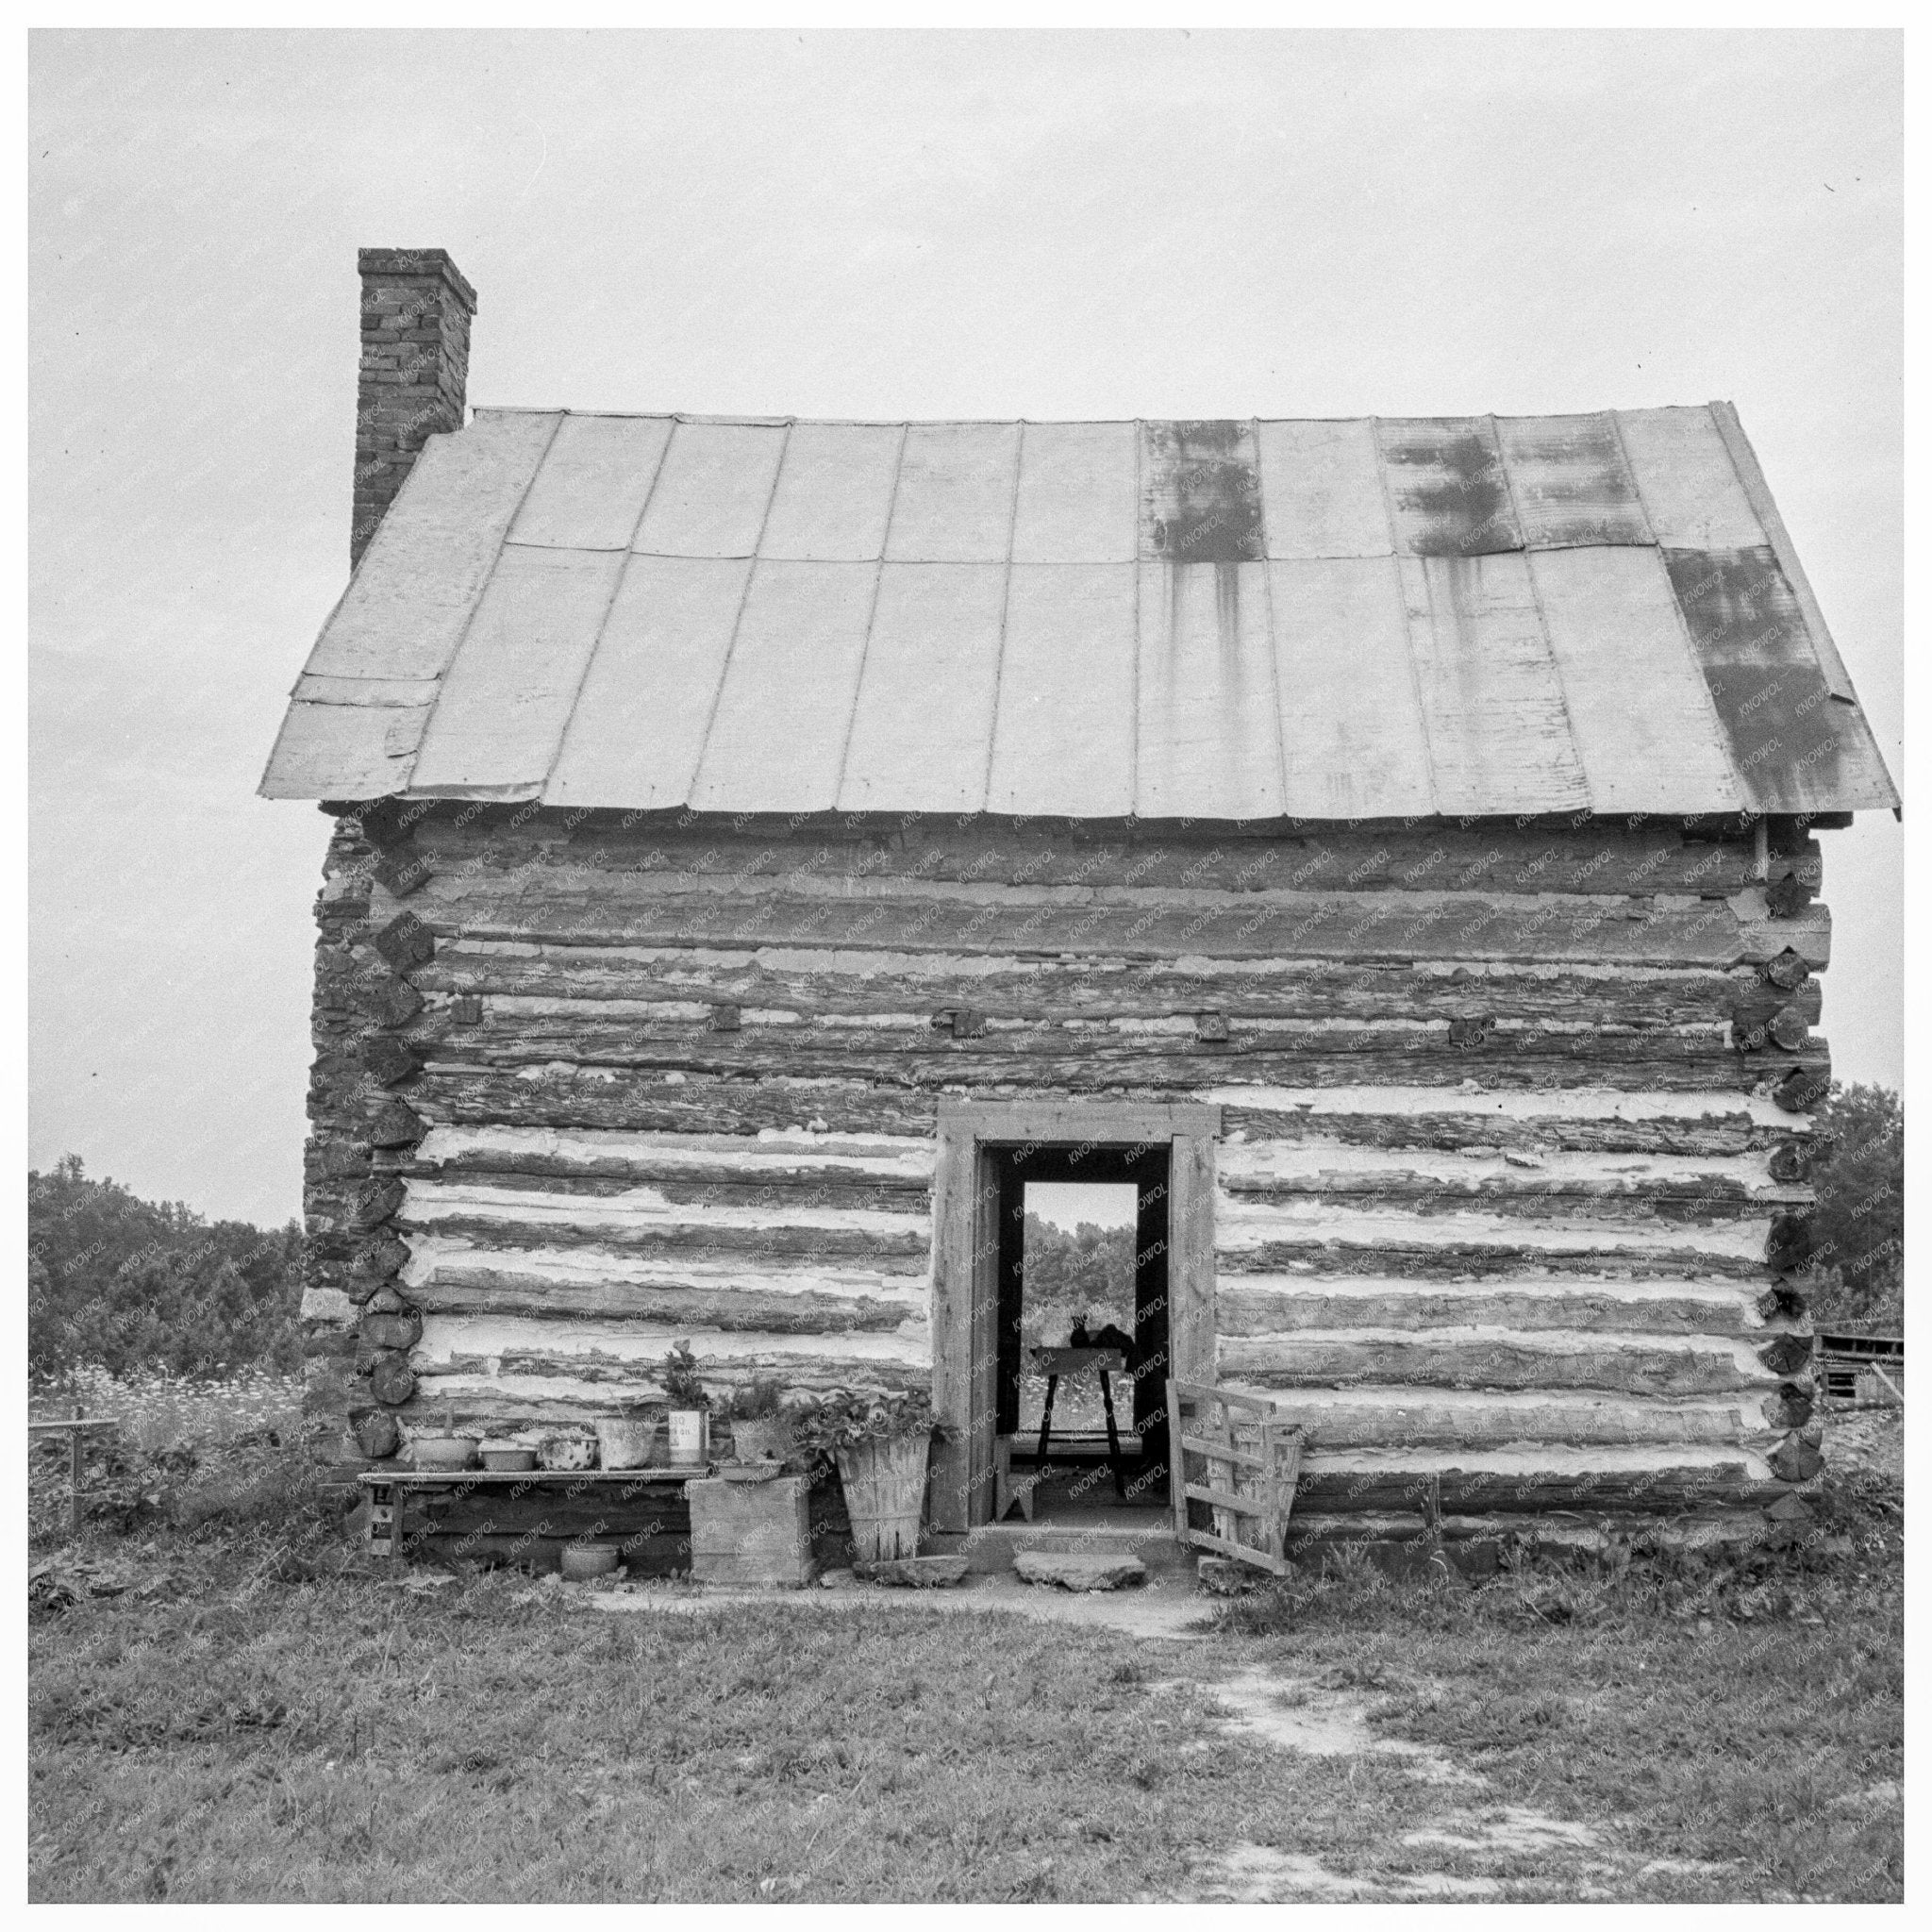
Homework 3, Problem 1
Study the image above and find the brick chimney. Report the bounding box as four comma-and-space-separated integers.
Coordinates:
352, 248, 477, 569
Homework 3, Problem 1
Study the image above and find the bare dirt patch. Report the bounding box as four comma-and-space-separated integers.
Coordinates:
1198, 1841, 1502, 1902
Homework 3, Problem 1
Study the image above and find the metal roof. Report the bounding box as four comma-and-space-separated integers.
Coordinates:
260, 404, 1898, 819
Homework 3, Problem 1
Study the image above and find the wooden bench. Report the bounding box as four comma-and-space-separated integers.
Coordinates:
358, 1466, 708, 1569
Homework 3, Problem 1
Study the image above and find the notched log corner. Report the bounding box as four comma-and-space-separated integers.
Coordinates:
1757, 1331, 1815, 1377
369, 1353, 418, 1407
359, 1306, 424, 1354
363, 1037, 424, 1087
373, 849, 433, 898
355, 1410, 402, 1460
353, 1176, 408, 1229
1773, 1064, 1830, 1114
372, 910, 437, 973
1765, 1210, 1815, 1275
370, 1100, 427, 1148
369, 979, 426, 1028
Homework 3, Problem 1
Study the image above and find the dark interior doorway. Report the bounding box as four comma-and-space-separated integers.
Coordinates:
991, 1142, 1171, 1509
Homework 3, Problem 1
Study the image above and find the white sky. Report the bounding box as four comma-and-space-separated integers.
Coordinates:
29, 29, 1903, 1226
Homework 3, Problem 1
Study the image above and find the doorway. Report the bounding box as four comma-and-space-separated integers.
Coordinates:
928, 1100, 1222, 1533
993, 1145, 1170, 1520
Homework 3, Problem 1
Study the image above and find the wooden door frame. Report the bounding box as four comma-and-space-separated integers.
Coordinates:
928, 1099, 1222, 1532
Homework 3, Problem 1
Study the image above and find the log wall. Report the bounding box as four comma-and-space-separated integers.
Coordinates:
299, 806, 1826, 1514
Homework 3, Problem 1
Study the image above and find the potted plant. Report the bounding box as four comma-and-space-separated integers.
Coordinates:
725, 1377, 793, 1465
793, 1388, 950, 1564
661, 1340, 711, 1467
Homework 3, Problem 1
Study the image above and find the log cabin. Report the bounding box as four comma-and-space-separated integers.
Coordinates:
262, 247, 1898, 1570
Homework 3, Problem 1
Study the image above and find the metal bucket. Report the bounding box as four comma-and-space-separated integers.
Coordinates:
837, 1434, 930, 1562
595, 1414, 660, 1471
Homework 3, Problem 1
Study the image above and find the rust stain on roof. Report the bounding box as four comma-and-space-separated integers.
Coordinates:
1378, 418, 1524, 558
1140, 420, 1264, 563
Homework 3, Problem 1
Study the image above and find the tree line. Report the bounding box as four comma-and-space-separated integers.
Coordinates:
27, 1155, 303, 1380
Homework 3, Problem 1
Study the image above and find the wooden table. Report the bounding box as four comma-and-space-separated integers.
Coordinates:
358, 1466, 710, 1568
1029, 1347, 1129, 1500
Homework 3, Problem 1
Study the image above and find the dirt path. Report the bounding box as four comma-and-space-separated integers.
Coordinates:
1175, 1664, 1733, 1901
584, 1568, 1211, 1639
581, 1577, 1744, 1898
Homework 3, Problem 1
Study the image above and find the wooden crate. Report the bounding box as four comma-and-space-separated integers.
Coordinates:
1166, 1379, 1304, 1576
689, 1475, 813, 1587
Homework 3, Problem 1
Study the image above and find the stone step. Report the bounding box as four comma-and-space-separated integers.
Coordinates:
926, 1522, 1191, 1576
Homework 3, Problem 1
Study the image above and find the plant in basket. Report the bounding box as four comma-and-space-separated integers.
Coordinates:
792, 1388, 953, 1564
661, 1340, 712, 1467
724, 1376, 794, 1466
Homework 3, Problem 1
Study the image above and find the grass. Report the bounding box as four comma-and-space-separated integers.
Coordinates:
26, 1400, 1905, 1903
29, 1516, 1901, 1900
1203, 1556, 1903, 1902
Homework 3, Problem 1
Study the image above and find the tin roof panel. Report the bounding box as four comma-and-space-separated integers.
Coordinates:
885, 422, 1020, 562
1256, 418, 1392, 559
759, 422, 904, 561
262, 404, 1897, 818
687, 560, 878, 813
987, 563, 1136, 815
1011, 422, 1138, 564
1496, 413, 1653, 549
545, 555, 752, 810
508, 412, 673, 551
633, 420, 787, 558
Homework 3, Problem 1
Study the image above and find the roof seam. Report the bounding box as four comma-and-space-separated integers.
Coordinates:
1602, 409, 1662, 547
1369, 416, 1442, 816
1706, 400, 1862, 711
1607, 410, 1752, 817
536, 416, 678, 805
1128, 420, 1143, 818
1491, 411, 1592, 814
830, 423, 910, 809
1249, 414, 1292, 818
977, 420, 1028, 814
398, 409, 566, 796
685, 422, 793, 808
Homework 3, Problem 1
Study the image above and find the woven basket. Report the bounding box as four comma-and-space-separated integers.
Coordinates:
836, 1433, 931, 1563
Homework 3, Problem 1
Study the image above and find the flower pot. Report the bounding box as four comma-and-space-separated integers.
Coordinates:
836, 1433, 931, 1563
595, 1414, 660, 1471
537, 1432, 597, 1472
666, 1409, 710, 1467
731, 1417, 791, 1464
